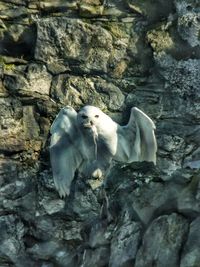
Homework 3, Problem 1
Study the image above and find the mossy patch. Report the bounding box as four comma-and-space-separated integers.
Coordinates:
147, 27, 174, 53
103, 22, 130, 39
0, 56, 15, 71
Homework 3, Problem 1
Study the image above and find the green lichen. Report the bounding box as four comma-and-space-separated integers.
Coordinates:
103, 22, 129, 39
147, 26, 174, 53
0, 56, 15, 71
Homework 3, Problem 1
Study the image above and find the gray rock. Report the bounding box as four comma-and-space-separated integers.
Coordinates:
127, 0, 174, 22
0, 215, 25, 264
131, 182, 179, 224
35, 18, 113, 74
40, 197, 65, 215
109, 218, 141, 267
4, 63, 52, 96
88, 220, 114, 248
155, 55, 200, 105
54, 248, 77, 267
178, 13, 200, 47
27, 241, 60, 260
50, 75, 124, 111
178, 175, 200, 216
183, 160, 200, 169
23, 105, 40, 139
135, 213, 189, 267
65, 179, 101, 220
181, 216, 200, 267
82, 246, 110, 267
176, 0, 200, 47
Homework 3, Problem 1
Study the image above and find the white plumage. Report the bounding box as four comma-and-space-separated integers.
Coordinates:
50, 105, 157, 197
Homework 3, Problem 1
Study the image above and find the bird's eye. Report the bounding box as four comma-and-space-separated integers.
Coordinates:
81, 115, 88, 119
95, 115, 99, 118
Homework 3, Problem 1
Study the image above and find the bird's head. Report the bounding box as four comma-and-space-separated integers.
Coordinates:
77, 106, 103, 130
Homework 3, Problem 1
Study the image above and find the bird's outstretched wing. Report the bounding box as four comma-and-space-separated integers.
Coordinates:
50, 107, 83, 197
128, 107, 157, 164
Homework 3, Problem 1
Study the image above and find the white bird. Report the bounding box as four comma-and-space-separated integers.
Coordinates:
50, 105, 157, 197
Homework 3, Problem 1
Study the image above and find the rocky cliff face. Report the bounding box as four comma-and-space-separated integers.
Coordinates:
0, 1, 200, 267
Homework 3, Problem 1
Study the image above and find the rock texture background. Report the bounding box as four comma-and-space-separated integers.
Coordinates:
0, 0, 200, 266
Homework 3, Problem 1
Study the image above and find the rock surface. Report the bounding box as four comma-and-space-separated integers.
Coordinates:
0, 0, 200, 266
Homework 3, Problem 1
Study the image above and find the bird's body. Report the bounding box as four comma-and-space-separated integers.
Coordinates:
50, 105, 157, 197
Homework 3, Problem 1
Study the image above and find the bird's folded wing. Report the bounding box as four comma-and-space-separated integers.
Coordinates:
50, 107, 83, 197
130, 107, 157, 164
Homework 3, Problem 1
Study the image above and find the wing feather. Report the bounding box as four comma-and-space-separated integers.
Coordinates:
50, 107, 83, 197
129, 107, 157, 164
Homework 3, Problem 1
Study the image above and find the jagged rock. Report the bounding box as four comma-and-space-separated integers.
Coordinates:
0, 215, 26, 265
65, 180, 101, 220
51, 75, 124, 110
23, 105, 40, 139
81, 246, 110, 267
178, 175, 200, 216
176, 0, 200, 47
35, 18, 113, 74
32, 214, 83, 242
127, 0, 174, 22
27, 241, 61, 260
135, 213, 189, 267
4, 63, 52, 96
156, 55, 200, 102
88, 220, 114, 248
27, 241, 77, 266
109, 214, 142, 267
35, 17, 147, 77
130, 182, 179, 224
78, 0, 104, 17
0, 6, 27, 19
39, 197, 65, 215
181, 216, 200, 267
0, 21, 36, 59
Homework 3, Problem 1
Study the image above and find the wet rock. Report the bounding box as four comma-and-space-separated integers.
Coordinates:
135, 213, 189, 267
181, 216, 200, 267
